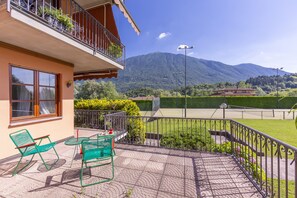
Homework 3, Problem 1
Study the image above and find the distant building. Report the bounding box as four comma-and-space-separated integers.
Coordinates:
212, 88, 256, 96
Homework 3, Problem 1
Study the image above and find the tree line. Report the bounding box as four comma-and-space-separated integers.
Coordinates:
75, 74, 297, 99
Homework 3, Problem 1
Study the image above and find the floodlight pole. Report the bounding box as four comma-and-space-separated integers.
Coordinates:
276, 67, 283, 109
178, 45, 193, 118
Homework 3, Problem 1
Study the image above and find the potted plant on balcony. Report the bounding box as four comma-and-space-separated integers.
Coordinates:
56, 10, 74, 32
41, 7, 74, 32
108, 42, 123, 59
42, 7, 57, 26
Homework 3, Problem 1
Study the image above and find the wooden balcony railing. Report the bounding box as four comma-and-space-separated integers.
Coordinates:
8, 0, 125, 66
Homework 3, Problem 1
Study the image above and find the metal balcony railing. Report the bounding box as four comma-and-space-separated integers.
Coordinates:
95, 112, 296, 198
7, 0, 125, 66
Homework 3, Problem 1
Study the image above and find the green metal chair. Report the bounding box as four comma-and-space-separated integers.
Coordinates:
9, 129, 59, 176
80, 135, 114, 187
97, 133, 116, 156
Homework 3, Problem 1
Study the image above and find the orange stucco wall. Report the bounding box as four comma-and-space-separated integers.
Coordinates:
0, 45, 74, 160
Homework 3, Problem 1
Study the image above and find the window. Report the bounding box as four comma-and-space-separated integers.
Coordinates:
11, 66, 60, 120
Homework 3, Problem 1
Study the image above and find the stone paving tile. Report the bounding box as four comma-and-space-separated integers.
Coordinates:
99, 181, 133, 198
136, 171, 162, 190
149, 154, 168, 163
127, 159, 148, 171
184, 157, 194, 167
164, 164, 184, 178
113, 156, 133, 168
131, 186, 158, 198
185, 165, 195, 180
185, 179, 198, 198
0, 143, 264, 198
114, 168, 142, 185
166, 155, 184, 166
159, 175, 184, 196
157, 191, 188, 198
144, 161, 165, 174
169, 149, 185, 157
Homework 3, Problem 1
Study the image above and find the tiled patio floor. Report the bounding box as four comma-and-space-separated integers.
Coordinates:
0, 141, 262, 198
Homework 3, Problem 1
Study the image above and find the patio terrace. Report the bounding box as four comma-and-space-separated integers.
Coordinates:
0, 135, 261, 198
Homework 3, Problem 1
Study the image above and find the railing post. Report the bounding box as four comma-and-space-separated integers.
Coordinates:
157, 118, 160, 147
295, 151, 297, 198
230, 120, 234, 154
104, 114, 107, 131
7, 0, 10, 12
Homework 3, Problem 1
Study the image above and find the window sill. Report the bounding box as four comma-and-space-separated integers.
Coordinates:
9, 117, 63, 128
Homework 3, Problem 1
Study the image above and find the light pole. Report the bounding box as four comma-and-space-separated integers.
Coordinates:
275, 67, 283, 109
178, 44, 193, 118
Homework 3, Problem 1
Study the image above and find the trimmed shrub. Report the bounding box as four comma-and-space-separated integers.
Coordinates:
132, 100, 152, 111
74, 99, 145, 143
160, 96, 297, 109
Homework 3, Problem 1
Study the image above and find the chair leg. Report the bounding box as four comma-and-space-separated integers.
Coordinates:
80, 157, 114, 187
52, 146, 60, 162
12, 154, 35, 176
37, 152, 50, 170
80, 160, 85, 187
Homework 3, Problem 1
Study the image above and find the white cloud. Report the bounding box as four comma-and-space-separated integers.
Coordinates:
157, 32, 171, 40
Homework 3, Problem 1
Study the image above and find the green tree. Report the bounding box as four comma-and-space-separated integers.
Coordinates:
75, 80, 123, 99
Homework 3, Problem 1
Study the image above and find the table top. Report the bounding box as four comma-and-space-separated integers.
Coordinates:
64, 137, 89, 146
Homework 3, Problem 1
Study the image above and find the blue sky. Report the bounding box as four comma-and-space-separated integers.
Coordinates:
114, 0, 297, 73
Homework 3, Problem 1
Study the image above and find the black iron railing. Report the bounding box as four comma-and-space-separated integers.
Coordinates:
102, 113, 297, 197
8, 0, 125, 65
74, 109, 119, 129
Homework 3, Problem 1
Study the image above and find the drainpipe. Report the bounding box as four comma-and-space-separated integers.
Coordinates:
104, 4, 106, 28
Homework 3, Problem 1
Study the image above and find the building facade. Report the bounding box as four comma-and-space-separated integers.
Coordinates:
0, 0, 139, 159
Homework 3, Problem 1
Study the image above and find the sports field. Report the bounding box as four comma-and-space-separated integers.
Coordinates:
148, 108, 295, 120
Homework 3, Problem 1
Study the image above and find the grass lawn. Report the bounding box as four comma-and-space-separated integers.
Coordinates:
235, 119, 297, 148
271, 179, 295, 198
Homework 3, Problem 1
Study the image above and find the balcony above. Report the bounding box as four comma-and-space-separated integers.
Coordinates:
0, 0, 126, 79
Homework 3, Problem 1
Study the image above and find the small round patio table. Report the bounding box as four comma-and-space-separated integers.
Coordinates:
64, 137, 89, 168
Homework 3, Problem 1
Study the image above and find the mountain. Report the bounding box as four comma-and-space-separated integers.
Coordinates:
106, 52, 289, 91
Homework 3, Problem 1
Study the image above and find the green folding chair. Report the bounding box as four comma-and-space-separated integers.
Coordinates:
80, 135, 114, 187
9, 129, 59, 176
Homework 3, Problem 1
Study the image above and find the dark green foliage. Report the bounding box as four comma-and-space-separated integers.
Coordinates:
160, 96, 297, 109
212, 142, 232, 154
160, 130, 213, 150
132, 100, 152, 111
246, 74, 297, 92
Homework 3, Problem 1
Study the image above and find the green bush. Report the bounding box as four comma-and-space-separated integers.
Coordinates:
74, 99, 145, 143
212, 141, 232, 154
160, 130, 213, 150
132, 100, 152, 111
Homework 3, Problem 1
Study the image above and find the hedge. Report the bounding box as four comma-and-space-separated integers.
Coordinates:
160, 97, 297, 109
132, 100, 152, 111
74, 99, 145, 143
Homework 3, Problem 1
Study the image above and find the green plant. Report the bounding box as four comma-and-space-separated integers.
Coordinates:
160, 131, 213, 150
234, 144, 266, 182
57, 11, 74, 31
75, 99, 145, 143
212, 141, 232, 154
41, 7, 74, 31
108, 42, 123, 58
125, 188, 133, 198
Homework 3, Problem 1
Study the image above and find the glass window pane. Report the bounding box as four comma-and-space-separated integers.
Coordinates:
40, 101, 56, 115
12, 102, 34, 117
39, 72, 56, 86
12, 85, 34, 100
39, 87, 55, 100
12, 67, 34, 84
